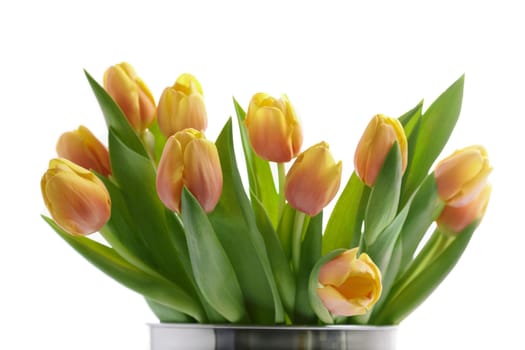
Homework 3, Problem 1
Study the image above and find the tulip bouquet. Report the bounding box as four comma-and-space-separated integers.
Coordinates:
41, 63, 491, 326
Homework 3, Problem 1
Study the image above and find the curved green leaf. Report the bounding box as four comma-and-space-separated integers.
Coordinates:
42, 215, 204, 322
322, 172, 369, 255
181, 188, 246, 323
363, 143, 402, 246
402, 75, 464, 199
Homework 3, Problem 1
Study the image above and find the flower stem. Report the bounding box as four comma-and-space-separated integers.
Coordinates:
292, 211, 306, 272
277, 162, 286, 219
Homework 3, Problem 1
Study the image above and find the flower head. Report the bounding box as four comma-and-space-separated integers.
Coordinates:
156, 128, 222, 213
434, 145, 491, 207
354, 114, 407, 186
56, 126, 111, 176
41, 158, 111, 235
285, 142, 342, 216
103, 62, 156, 132
245, 93, 302, 163
157, 73, 208, 138
317, 248, 382, 317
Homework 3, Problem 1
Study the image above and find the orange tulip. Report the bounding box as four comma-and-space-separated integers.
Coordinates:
245, 93, 302, 163
317, 248, 382, 317
103, 62, 156, 132
157, 73, 208, 138
354, 114, 407, 186
156, 129, 222, 213
41, 158, 111, 235
434, 145, 491, 207
285, 142, 342, 216
437, 184, 491, 234
56, 125, 111, 176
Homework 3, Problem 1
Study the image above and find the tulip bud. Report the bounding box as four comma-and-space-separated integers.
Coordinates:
354, 114, 408, 187
317, 248, 382, 317
156, 128, 222, 213
103, 62, 156, 132
437, 184, 491, 234
157, 74, 208, 138
245, 93, 302, 163
434, 145, 492, 207
56, 126, 111, 176
285, 142, 342, 216
41, 158, 111, 235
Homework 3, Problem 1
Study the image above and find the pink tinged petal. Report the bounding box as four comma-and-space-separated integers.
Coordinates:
318, 249, 357, 286
317, 286, 367, 317
250, 107, 293, 162
156, 137, 185, 213
183, 139, 223, 213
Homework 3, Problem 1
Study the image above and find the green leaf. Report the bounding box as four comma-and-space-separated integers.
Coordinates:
295, 212, 323, 323
209, 118, 284, 324
42, 215, 205, 322
399, 100, 423, 132
181, 188, 246, 323
398, 174, 444, 271
147, 118, 167, 163
251, 194, 296, 316
363, 143, 403, 246
84, 70, 148, 158
233, 98, 279, 226
145, 298, 194, 323
308, 249, 347, 324
372, 224, 476, 324
323, 172, 370, 255
402, 75, 464, 200
277, 203, 297, 259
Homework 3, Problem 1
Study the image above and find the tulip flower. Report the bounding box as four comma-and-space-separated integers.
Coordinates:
157, 73, 208, 138
434, 145, 492, 207
285, 142, 342, 216
354, 114, 408, 187
245, 93, 302, 163
56, 125, 111, 176
156, 129, 222, 213
437, 184, 491, 234
317, 248, 382, 317
103, 62, 156, 132
41, 158, 111, 235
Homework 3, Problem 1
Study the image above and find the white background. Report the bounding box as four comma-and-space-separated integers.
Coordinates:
1, 0, 523, 349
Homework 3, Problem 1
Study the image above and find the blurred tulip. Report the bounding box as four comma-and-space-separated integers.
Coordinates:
437, 184, 491, 234
103, 62, 156, 132
245, 93, 302, 162
317, 248, 382, 317
41, 158, 111, 235
285, 142, 342, 216
56, 125, 111, 176
434, 145, 491, 207
156, 129, 222, 213
157, 73, 207, 138
354, 114, 407, 186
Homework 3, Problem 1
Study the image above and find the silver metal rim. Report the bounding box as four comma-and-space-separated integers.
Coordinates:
148, 323, 397, 332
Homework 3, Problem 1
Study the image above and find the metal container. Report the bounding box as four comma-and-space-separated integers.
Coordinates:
149, 323, 397, 350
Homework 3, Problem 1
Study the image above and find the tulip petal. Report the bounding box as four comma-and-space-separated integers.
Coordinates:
318, 249, 357, 286
317, 286, 367, 317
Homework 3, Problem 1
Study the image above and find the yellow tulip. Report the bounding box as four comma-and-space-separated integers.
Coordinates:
354, 114, 408, 186
103, 62, 156, 132
437, 184, 492, 234
156, 129, 222, 213
317, 248, 382, 317
157, 73, 208, 138
56, 125, 111, 176
41, 158, 111, 235
434, 145, 492, 207
245, 93, 302, 163
284, 142, 342, 216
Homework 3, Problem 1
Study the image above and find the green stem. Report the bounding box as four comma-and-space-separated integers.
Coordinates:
292, 211, 306, 273
277, 162, 286, 219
